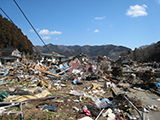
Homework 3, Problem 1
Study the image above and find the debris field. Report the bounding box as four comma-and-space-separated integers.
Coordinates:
0, 54, 160, 120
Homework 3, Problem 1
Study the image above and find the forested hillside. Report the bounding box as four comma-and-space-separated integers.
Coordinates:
130, 41, 160, 62
1, 14, 159, 62
35, 44, 131, 60
0, 14, 33, 54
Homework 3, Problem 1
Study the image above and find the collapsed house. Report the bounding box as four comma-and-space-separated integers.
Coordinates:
36, 52, 66, 66
0, 48, 21, 64
0, 53, 159, 120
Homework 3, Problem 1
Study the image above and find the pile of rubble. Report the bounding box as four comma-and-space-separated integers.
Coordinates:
0, 54, 159, 120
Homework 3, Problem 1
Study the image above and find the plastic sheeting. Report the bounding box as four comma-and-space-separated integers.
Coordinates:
4, 90, 50, 102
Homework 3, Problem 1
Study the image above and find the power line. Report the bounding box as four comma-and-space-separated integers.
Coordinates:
0, 7, 41, 55
0, 16, 41, 55
13, 0, 52, 54
0, 7, 13, 23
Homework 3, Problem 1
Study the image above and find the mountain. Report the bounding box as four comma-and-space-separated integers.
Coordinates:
131, 41, 160, 62
148, 41, 160, 62
35, 44, 131, 60
0, 14, 33, 54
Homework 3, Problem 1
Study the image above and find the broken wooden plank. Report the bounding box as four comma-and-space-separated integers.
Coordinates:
57, 67, 72, 75
19, 76, 31, 83
41, 70, 59, 77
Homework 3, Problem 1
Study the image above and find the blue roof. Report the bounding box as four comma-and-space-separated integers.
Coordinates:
41, 53, 65, 58
0, 48, 17, 52
156, 83, 160, 87
0, 56, 19, 60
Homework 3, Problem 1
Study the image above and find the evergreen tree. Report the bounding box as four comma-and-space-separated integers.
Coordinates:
142, 70, 155, 84
111, 66, 123, 78
0, 14, 33, 54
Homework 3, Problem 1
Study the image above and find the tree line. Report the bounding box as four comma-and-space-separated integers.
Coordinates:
0, 14, 33, 54
120, 41, 160, 63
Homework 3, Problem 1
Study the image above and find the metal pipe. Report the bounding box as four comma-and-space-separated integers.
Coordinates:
3, 103, 20, 109
2, 101, 27, 109
20, 102, 24, 120
142, 112, 145, 120
124, 95, 143, 120
3, 111, 21, 114
95, 108, 105, 120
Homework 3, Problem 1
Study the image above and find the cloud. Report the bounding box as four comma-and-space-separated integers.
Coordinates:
126, 4, 148, 17
50, 31, 62, 35
29, 29, 34, 33
29, 28, 39, 33
158, 0, 160, 3
94, 16, 106, 20
53, 38, 58, 40
42, 36, 50, 40
109, 24, 113, 27
39, 29, 62, 35
94, 29, 99, 33
39, 29, 49, 35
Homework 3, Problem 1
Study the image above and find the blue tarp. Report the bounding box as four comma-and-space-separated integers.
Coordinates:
3, 69, 9, 76
156, 83, 160, 88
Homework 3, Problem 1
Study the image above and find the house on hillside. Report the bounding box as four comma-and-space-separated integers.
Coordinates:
0, 48, 21, 64
37, 52, 65, 66
116, 55, 133, 66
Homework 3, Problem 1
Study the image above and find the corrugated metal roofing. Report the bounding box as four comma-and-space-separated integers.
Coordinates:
0, 56, 19, 60
40, 53, 65, 58
0, 48, 17, 52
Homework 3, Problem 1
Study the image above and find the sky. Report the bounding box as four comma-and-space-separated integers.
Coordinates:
0, 0, 160, 50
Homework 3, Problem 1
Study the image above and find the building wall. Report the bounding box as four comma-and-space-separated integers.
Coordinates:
12, 49, 21, 57
0, 48, 21, 64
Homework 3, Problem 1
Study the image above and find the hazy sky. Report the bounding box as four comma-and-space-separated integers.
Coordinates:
1, 0, 160, 50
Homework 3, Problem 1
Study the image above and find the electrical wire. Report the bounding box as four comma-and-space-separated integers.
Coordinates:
0, 9, 41, 55
0, 7, 13, 23
0, 6, 42, 55
13, 0, 52, 54
0, 16, 39, 54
